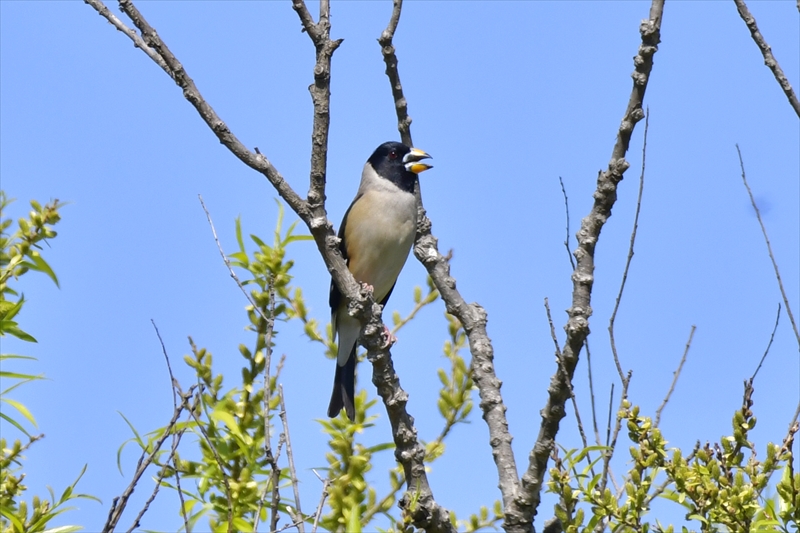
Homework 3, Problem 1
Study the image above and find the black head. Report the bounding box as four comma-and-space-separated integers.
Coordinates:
367, 141, 432, 193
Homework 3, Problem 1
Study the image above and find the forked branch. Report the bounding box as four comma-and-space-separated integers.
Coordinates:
85, 0, 453, 531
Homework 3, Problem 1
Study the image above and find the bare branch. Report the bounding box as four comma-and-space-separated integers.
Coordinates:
290, 0, 343, 208
378, 0, 412, 146
198, 195, 272, 325
83, 0, 168, 72
102, 386, 197, 533
598, 372, 632, 503
545, 298, 591, 460
254, 278, 277, 533
584, 339, 601, 447
558, 177, 576, 271
519, 2, 664, 525
291, 0, 321, 41
733, 0, 800, 118
278, 385, 305, 533
85, 0, 406, 441
751, 303, 781, 381
111, 0, 308, 216
654, 325, 696, 427
125, 413, 188, 533
149, 320, 190, 532
608, 109, 649, 384
311, 470, 330, 533
377, 4, 520, 529
736, 145, 800, 349
88, 0, 454, 530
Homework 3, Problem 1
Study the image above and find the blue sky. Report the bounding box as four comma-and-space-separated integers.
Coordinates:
1, 1, 798, 531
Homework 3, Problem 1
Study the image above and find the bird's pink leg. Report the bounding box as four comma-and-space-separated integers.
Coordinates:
382, 325, 398, 348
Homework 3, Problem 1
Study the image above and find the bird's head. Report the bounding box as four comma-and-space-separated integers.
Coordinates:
367, 141, 432, 191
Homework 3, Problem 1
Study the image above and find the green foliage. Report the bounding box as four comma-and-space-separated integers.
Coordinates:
0, 193, 98, 533
318, 392, 383, 533
547, 380, 798, 532
117, 202, 315, 532
0, 192, 64, 344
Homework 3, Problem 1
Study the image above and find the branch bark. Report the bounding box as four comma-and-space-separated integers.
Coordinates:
378, 2, 519, 531
515, 0, 665, 527
733, 0, 800, 118
86, 1, 454, 531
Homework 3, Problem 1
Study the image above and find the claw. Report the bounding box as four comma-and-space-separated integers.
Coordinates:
382, 325, 398, 349
360, 282, 375, 294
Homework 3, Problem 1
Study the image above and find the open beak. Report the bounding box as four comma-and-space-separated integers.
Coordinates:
403, 148, 433, 174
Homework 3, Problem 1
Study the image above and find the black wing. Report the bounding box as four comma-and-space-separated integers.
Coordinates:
329, 196, 359, 313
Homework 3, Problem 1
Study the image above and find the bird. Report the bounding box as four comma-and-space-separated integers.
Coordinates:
327, 141, 433, 421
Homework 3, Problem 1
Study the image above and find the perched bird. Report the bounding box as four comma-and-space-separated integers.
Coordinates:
327, 141, 433, 421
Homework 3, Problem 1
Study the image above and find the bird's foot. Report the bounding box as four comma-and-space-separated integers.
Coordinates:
359, 282, 375, 295
381, 325, 398, 349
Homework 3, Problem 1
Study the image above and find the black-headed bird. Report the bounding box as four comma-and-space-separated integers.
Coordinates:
327, 141, 433, 421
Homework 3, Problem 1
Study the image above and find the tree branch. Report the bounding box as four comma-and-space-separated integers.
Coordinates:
736, 144, 800, 351
733, 0, 800, 118
377, 4, 520, 531
516, 1, 665, 526
102, 386, 197, 533
654, 325, 695, 427
87, 1, 454, 529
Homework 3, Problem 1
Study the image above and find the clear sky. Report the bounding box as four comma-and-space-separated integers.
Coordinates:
1, 1, 798, 531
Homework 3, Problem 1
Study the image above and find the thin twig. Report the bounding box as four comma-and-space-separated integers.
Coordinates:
545, 298, 591, 464
254, 276, 277, 533
102, 386, 196, 533
150, 320, 189, 532
605, 384, 614, 448
608, 108, 650, 384
185, 387, 235, 533
278, 385, 305, 533
584, 338, 601, 447
598, 372, 632, 500
558, 177, 576, 271
736, 145, 800, 350
125, 402, 192, 533
654, 325, 696, 427
732, 0, 800, 118
198, 194, 271, 325
752, 303, 781, 381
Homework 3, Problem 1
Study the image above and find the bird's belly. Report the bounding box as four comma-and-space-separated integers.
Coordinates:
345, 192, 417, 302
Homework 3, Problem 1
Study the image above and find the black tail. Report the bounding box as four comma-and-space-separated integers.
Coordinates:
327, 347, 356, 421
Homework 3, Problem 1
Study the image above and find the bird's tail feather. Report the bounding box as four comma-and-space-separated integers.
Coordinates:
327, 347, 356, 421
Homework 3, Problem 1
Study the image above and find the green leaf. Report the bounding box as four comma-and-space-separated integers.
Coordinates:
283, 233, 313, 244
0, 298, 24, 321
30, 251, 59, 288
42, 526, 85, 533
1, 397, 37, 427
0, 321, 37, 342
235, 216, 245, 253
366, 442, 395, 454
0, 409, 33, 437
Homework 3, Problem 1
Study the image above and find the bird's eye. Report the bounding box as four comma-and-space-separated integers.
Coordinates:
388, 150, 398, 160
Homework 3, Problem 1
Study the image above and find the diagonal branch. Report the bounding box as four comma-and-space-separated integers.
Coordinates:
516, 0, 665, 527
86, 1, 448, 530
733, 0, 800, 118
378, 2, 514, 532
736, 145, 800, 349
